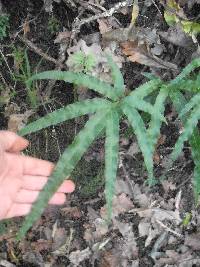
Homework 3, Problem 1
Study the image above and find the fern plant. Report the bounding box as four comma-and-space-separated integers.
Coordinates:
17, 54, 166, 239
17, 54, 200, 241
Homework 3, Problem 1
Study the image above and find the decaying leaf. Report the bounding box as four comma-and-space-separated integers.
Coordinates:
121, 41, 177, 70
138, 220, 150, 237
159, 25, 196, 48
69, 247, 91, 267
101, 193, 134, 219
97, 18, 112, 35
114, 220, 138, 259
103, 26, 161, 46
60, 206, 82, 219
99, 250, 120, 267
54, 30, 71, 43
23, 251, 44, 267
115, 178, 133, 197
7, 110, 33, 133
184, 232, 200, 250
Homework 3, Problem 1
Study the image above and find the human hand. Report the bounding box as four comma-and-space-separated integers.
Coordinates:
0, 131, 75, 220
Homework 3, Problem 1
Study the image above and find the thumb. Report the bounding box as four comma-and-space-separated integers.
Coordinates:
0, 131, 29, 153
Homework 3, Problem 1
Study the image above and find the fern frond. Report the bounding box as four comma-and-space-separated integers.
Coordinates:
27, 71, 120, 101
148, 87, 168, 153
16, 111, 108, 240
193, 166, 200, 203
122, 104, 155, 184
170, 90, 200, 202
18, 98, 111, 136
179, 93, 200, 118
170, 58, 200, 86
173, 77, 200, 93
172, 105, 200, 160
128, 79, 162, 99
123, 96, 166, 122
105, 54, 125, 96
105, 110, 119, 221
190, 133, 200, 203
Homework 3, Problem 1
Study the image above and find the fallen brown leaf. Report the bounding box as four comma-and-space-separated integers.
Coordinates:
54, 31, 71, 43
121, 41, 178, 70
31, 239, 52, 252
61, 206, 82, 219
7, 110, 33, 132
69, 247, 91, 267
97, 18, 112, 35
100, 193, 134, 219
185, 232, 200, 250
99, 250, 120, 267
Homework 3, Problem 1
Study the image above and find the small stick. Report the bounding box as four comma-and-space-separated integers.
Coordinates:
156, 219, 183, 238
18, 36, 66, 69
72, 0, 133, 33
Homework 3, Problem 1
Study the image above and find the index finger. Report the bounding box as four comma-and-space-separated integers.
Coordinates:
20, 154, 55, 176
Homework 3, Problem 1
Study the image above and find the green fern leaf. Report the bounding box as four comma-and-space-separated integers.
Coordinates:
105, 54, 125, 96
172, 105, 200, 160
27, 71, 120, 101
172, 77, 200, 93
128, 79, 162, 99
122, 104, 155, 184
105, 109, 119, 221
170, 90, 200, 202
123, 96, 166, 122
18, 98, 111, 136
148, 87, 168, 153
179, 93, 200, 118
190, 134, 200, 203
170, 58, 200, 86
16, 111, 108, 240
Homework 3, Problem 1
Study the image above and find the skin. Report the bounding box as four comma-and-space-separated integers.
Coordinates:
0, 131, 75, 220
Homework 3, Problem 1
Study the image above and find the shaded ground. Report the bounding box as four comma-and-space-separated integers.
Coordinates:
0, 0, 200, 266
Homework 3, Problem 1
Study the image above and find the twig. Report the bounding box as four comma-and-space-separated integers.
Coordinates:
156, 219, 183, 238
150, 0, 162, 16
18, 36, 66, 69
0, 48, 15, 77
72, 0, 133, 33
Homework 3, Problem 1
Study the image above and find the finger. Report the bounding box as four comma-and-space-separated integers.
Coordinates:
15, 189, 66, 204
0, 131, 29, 152
20, 155, 55, 176
22, 175, 75, 192
5, 203, 32, 219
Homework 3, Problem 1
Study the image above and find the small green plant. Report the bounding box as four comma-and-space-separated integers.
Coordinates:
69, 51, 96, 73
0, 14, 9, 40
47, 16, 60, 34
164, 0, 200, 37
12, 47, 40, 108
16, 55, 200, 240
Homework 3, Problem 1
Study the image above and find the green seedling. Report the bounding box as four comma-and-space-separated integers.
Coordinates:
16, 56, 200, 240
12, 47, 41, 109
48, 16, 60, 34
0, 14, 9, 40
70, 51, 96, 74
164, 0, 200, 37
182, 212, 192, 226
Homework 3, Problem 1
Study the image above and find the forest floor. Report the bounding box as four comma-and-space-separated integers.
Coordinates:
0, 0, 200, 266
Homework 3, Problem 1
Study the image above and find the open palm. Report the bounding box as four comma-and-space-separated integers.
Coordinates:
0, 131, 75, 220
